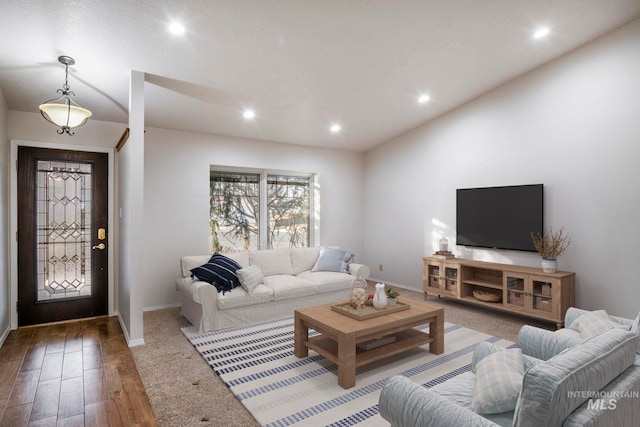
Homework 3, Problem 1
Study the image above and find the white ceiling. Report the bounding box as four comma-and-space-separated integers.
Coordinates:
1, 1, 639, 152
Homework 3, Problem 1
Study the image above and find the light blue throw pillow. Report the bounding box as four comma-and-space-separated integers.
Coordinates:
472, 348, 524, 414
311, 246, 354, 273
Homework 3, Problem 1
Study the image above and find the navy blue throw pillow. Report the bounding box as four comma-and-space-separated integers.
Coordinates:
191, 253, 242, 294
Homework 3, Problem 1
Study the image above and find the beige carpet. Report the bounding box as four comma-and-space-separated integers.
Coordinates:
131, 289, 553, 426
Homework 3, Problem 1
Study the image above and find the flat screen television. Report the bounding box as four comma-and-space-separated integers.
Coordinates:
456, 184, 543, 252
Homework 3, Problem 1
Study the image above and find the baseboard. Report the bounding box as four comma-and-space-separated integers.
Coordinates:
143, 302, 181, 312
366, 277, 421, 293
116, 312, 145, 348
0, 325, 11, 348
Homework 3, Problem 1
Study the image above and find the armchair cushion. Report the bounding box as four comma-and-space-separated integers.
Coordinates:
513, 328, 639, 427
473, 341, 542, 371
379, 376, 499, 427
472, 349, 524, 414
569, 309, 630, 339
516, 325, 584, 361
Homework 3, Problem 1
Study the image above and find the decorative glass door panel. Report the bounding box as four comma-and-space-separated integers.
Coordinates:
36, 160, 93, 301
18, 147, 108, 326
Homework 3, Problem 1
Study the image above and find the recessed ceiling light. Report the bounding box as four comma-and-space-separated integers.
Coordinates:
533, 27, 550, 39
243, 109, 256, 120
169, 22, 185, 35
330, 124, 341, 134
418, 94, 431, 104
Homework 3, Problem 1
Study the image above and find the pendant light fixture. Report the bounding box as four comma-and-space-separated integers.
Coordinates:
39, 55, 92, 135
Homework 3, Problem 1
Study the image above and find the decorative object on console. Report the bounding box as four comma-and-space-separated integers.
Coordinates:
434, 237, 455, 259
39, 56, 92, 135
385, 287, 399, 306
472, 288, 502, 303
373, 283, 388, 309
439, 237, 449, 252
530, 227, 571, 273
432, 251, 455, 259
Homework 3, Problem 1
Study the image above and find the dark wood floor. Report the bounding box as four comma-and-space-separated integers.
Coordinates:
0, 316, 157, 426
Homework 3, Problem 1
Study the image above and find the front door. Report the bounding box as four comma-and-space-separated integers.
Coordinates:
17, 146, 108, 326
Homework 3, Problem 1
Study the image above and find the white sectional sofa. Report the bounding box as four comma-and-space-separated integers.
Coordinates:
177, 247, 370, 332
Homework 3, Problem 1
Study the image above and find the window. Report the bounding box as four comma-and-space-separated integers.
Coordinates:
210, 168, 314, 253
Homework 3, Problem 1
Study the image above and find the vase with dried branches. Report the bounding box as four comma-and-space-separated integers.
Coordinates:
530, 227, 571, 273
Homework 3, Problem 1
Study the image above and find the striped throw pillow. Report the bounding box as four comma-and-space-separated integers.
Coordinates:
191, 253, 241, 294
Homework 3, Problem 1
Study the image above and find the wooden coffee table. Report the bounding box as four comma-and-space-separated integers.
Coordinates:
294, 299, 444, 389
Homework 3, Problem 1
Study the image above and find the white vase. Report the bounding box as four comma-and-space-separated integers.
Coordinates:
373, 283, 388, 309
541, 258, 558, 273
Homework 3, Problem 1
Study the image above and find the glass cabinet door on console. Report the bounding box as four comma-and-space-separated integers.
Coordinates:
503, 273, 557, 318
530, 276, 555, 317
423, 261, 459, 297
505, 273, 526, 309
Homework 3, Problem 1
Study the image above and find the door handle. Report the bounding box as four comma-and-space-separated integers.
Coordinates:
92, 243, 106, 250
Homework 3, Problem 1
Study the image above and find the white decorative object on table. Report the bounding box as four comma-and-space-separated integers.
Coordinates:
373, 283, 388, 309
351, 274, 368, 313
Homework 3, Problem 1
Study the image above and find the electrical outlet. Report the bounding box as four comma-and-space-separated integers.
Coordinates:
379, 264, 383, 271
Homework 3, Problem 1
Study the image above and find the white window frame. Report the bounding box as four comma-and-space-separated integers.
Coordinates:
210, 166, 317, 250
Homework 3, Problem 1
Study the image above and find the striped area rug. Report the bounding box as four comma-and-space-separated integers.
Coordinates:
181, 317, 513, 426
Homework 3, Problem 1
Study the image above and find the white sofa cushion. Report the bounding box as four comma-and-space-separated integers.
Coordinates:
298, 271, 353, 294
290, 247, 321, 275
250, 248, 293, 276
217, 284, 273, 310
225, 251, 250, 268
263, 275, 317, 300
180, 255, 211, 278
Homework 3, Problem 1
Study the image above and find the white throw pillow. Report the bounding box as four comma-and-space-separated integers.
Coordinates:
569, 310, 630, 339
472, 348, 524, 414
237, 265, 264, 294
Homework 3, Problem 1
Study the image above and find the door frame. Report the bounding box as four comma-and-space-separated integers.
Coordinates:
9, 139, 116, 329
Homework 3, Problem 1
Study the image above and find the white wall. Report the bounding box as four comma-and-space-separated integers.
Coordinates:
3, 105, 364, 335
142, 127, 365, 309
364, 19, 640, 318
0, 87, 9, 344
116, 71, 146, 345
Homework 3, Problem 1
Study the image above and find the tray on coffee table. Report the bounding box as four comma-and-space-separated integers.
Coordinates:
331, 300, 410, 320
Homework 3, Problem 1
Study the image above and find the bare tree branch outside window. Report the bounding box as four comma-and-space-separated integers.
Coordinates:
210, 171, 311, 253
